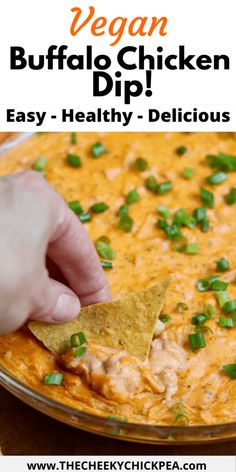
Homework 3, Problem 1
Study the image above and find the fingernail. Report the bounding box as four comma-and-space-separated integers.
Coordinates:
52, 294, 80, 322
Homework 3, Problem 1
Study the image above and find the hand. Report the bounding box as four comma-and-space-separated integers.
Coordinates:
0, 170, 110, 334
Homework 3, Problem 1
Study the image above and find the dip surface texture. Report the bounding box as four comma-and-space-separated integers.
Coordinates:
0, 132, 236, 426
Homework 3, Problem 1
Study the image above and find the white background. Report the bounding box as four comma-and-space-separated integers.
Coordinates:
0, 0, 235, 131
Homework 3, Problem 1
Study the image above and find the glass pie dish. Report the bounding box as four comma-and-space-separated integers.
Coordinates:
0, 132, 236, 445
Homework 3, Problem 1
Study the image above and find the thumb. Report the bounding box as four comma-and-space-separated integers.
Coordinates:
30, 278, 81, 323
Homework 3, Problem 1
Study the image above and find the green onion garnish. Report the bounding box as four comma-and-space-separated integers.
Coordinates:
200, 187, 214, 208
33, 156, 47, 173
101, 261, 113, 270
195, 325, 213, 334
223, 364, 236, 379
200, 218, 209, 233
193, 207, 206, 223
176, 302, 188, 314
185, 243, 199, 254
91, 142, 107, 158
172, 234, 188, 253
67, 153, 82, 168
118, 214, 134, 233
173, 413, 190, 426
216, 258, 230, 272
126, 189, 140, 205
223, 300, 236, 314
157, 181, 172, 195
188, 332, 206, 350
204, 304, 215, 319
95, 241, 116, 260
176, 146, 187, 156
68, 200, 83, 215
226, 188, 236, 205
118, 204, 129, 217
183, 167, 195, 179
145, 175, 158, 192
96, 235, 111, 244
70, 132, 77, 145
134, 157, 149, 172
159, 314, 171, 323
157, 205, 171, 219
174, 208, 196, 229
211, 280, 228, 291
205, 153, 236, 172
73, 346, 87, 358
219, 317, 235, 329
70, 332, 87, 348
192, 314, 207, 325
214, 290, 230, 309
197, 275, 219, 292
206, 171, 227, 185
90, 202, 109, 213
79, 212, 91, 223
44, 373, 64, 386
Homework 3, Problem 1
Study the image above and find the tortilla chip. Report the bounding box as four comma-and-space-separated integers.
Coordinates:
28, 279, 169, 361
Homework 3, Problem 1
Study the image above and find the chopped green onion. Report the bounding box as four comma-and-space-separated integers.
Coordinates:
118, 204, 129, 217
134, 157, 149, 172
214, 291, 230, 309
157, 205, 171, 219
118, 214, 134, 233
216, 258, 230, 272
176, 302, 188, 314
126, 189, 140, 205
204, 304, 215, 319
185, 243, 199, 254
68, 200, 83, 215
219, 317, 235, 329
223, 300, 236, 314
79, 212, 91, 223
226, 188, 236, 205
211, 280, 228, 291
195, 325, 213, 334
188, 332, 206, 350
193, 207, 206, 223
173, 413, 190, 426
223, 364, 236, 379
197, 275, 219, 292
33, 156, 47, 173
183, 167, 195, 179
192, 314, 207, 325
173, 208, 196, 229
44, 373, 64, 386
176, 146, 187, 156
172, 234, 188, 253
206, 171, 227, 185
200, 218, 209, 233
70, 132, 77, 145
205, 153, 236, 172
157, 181, 172, 195
159, 314, 171, 323
145, 175, 158, 192
70, 332, 87, 348
90, 202, 109, 213
101, 261, 113, 270
91, 142, 107, 158
73, 346, 87, 358
95, 241, 116, 260
96, 235, 111, 244
200, 187, 214, 208
67, 153, 82, 168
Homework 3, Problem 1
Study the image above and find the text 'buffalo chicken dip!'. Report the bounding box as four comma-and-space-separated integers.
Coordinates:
0, 132, 236, 426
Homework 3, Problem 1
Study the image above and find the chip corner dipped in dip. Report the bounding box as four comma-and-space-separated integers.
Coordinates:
0, 131, 236, 427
